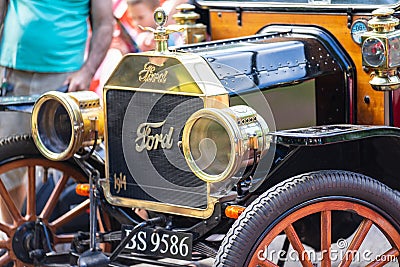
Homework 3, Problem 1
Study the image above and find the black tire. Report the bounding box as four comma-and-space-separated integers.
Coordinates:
214, 170, 400, 266
0, 134, 41, 162
0, 134, 110, 265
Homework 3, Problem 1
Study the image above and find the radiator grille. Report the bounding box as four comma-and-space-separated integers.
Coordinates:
106, 89, 208, 209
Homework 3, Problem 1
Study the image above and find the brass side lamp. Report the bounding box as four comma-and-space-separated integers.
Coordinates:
361, 8, 400, 91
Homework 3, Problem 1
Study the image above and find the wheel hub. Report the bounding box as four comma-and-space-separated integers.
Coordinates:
12, 221, 53, 264
12, 221, 36, 263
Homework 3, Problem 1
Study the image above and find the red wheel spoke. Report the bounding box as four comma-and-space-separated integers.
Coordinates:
0, 252, 11, 266
26, 165, 36, 219
0, 156, 112, 265
0, 239, 11, 250
0, 178, 23, 224
338, 218, 373, 267
321, 210, 331, 267
284, 224, 314, 267
14, 260, 25, 267
366, 248, 399, 267
250, 201, 400, 267
40, 173, 69, 220
0, 222, 12, 236
49, 199, 90, 229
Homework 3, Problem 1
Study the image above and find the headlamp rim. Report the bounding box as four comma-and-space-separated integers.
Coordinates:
182, 107, 243, 183
31, 91, 84, 161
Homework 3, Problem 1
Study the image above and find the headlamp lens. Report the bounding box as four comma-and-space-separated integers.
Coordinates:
188, 117, 231, 176
37, 99, 72, 154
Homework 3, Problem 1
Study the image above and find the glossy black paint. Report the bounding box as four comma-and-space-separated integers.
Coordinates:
179, 26, 355, 125
255, 126, 400, 195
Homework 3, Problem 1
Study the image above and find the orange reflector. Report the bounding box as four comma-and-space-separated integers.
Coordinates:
225, 205, 246, 219
76, 183, 90, 197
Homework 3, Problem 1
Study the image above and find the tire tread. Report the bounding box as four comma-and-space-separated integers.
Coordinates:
213, 170, 400, 266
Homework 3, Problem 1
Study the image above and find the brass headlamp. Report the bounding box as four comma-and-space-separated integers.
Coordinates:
361, 8, 400, 91
31, 91, 104, 161
182, 105, 270, 183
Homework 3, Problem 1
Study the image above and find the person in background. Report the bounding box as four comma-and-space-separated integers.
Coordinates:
0, 0, 114, 95
125, 0, 188, 52
0, 0, 114, 223
126, 0, 163, 51
90, 0, 187, 96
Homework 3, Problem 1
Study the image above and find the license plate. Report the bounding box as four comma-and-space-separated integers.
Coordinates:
121, 225, 193, 261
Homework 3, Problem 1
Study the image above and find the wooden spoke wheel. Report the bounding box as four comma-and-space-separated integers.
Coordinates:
214, 170, 400, 267
0, 135, 109, 266
249, 201, 400, 267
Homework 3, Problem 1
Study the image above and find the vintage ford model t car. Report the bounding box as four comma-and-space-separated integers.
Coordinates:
0, 0, 399, 266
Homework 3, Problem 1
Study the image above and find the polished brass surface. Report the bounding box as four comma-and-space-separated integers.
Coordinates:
369, 69, 400, 91
173, 4, 200, 24
172, 4, 207, 44
31, 91, 104, 161
114, 173, 127, 194
139, 8, 184, 54
101, 7, 243, 217
102, 179, 219, 219
182, 105, 270, 183
138, 62, 168, 83
362, 8, 400, 91
368, 8, 399, 33
105, 53, 226, 96
135, 121, 174, 152
102, 47, 228, 218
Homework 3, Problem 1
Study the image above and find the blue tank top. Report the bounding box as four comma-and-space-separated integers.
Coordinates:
0, 0, 90, 72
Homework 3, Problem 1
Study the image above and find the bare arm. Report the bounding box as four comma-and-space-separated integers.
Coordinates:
67, 0, 114, 92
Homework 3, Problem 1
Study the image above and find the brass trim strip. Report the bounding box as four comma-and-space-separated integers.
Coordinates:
104, 85, 205, 97
102, 180, 218, 219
